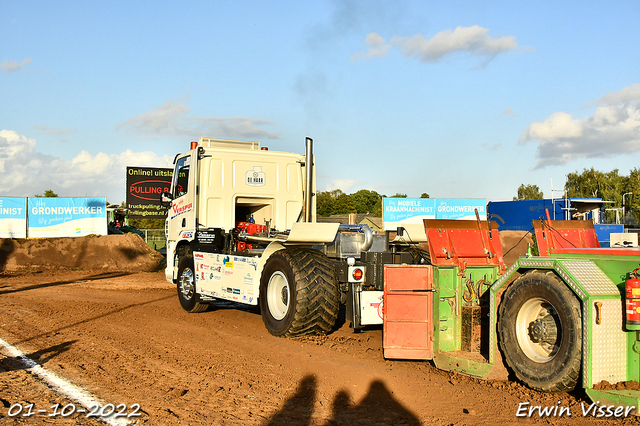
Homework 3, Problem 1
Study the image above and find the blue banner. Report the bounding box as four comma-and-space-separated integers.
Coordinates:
383, 198, 436, 230
436, 199, 486, 220
0, 197, 27, 238
28, 197, 107, 237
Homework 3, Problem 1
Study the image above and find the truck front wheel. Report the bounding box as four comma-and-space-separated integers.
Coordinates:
498, 270, 582, 392
259, 248, 339, 337
177, 256, 209, 313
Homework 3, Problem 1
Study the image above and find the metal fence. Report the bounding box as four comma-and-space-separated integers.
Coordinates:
141, 229, 166, 250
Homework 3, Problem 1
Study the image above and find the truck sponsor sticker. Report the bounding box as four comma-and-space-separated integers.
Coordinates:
194, 252, 259, 306
244, 273, 253, 286
245, 166, 266, 187
195, 229, 221, 245
170, 199, 193, 219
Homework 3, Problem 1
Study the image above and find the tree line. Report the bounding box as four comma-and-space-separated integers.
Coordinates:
316, 190, 429, 217
516, 167, 640, 225
318, 167, 640, 224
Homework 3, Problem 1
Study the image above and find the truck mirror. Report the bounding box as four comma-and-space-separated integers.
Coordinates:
160, 191, 173, 207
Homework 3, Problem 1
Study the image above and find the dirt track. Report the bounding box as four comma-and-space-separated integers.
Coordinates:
0, 268, 637, 426
0, 235, 637, 425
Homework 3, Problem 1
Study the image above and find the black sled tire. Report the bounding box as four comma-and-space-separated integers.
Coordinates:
259, 248, 339, 337
498, 270, 582, 392
177, 256, 209, 313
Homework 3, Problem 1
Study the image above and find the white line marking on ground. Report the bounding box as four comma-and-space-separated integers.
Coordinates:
0, 336, 132, 426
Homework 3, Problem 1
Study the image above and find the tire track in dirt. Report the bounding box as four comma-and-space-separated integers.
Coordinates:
0, 270, 638, 425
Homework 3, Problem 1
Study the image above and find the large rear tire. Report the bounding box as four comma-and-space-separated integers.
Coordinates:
177, 256, 209, 313
498, 270, 582, 392
259, 248, 339, 337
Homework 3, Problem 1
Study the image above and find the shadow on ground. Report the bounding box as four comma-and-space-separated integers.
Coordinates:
265, 375, 420, 425
0, 272, 133, 296
0, 340, 77, 373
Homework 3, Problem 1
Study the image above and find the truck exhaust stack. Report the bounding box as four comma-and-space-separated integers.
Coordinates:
304, 137, 313, 223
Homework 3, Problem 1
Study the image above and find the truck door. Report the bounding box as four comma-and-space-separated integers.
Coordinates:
167, 152, 198, 242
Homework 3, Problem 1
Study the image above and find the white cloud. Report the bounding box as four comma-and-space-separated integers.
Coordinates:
522, 112, 583, 140
352, 26, 518, 64
1, 58, 32, 72
117, 100, 280, 140
351, 33, 392, 61
591, 83, 640, 105
393, 26, 517, 62
0, 130, 170, 202
482, 142, 502, 151
32, 125, 77, 136
519, 84, 640, 168
324, 179, 359, 193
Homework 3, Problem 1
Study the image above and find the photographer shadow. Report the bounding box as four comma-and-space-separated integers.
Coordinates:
0, 238, 15, 273
265, 375, 420, 426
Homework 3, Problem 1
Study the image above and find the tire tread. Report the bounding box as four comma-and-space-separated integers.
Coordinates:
498, 269, 582, 392
177, 256, 209, 314
264, 248, 339, 337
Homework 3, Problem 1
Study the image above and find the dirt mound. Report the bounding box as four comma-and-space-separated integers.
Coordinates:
0, 233, 164, 272
593, 380, 640, 391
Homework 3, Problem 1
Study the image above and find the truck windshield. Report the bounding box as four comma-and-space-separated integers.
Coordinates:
173, 156, 190, 198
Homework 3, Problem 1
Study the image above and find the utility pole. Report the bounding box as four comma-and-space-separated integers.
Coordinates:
623, 192, 633, 228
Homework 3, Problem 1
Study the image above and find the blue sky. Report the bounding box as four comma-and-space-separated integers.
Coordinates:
1, 0, 639, 204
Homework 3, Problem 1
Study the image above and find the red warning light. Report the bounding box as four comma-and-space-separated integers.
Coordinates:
352, 268, 363, 281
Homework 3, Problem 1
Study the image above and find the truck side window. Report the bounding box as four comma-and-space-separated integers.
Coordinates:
173, 156, 190, 198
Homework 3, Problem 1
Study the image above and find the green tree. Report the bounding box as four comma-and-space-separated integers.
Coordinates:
565, 168, 628, 223
372, 198, 383, 217
316, 190, 340, 216
34, 189, 59, 197
626, 168, 640, 224
333, 193, 356, 214
129, 218, 165, 229
316, 189, 356, 216
513, 184, 543, 200
351, 189, 381, 214
420, 193, 430, 198
565, 168, 625, 200
390, 193, 407, 198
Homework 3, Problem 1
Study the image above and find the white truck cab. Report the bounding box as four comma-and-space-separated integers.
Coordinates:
163, 137, 417, 337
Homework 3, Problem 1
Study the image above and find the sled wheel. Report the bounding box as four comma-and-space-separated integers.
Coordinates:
498, 269, 582, 392
260, 248, 339, 337
177, 256, 208, 313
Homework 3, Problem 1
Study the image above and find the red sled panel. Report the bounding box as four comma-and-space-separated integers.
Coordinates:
383, 265, 433, 360
383, 264, 433, 291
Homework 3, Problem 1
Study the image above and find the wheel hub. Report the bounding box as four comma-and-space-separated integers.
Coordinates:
180, 268, 194, 300
515, 298, 561, 362
528, 314, 558, 344
267, 271, 290, 321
